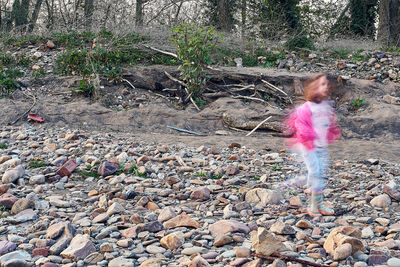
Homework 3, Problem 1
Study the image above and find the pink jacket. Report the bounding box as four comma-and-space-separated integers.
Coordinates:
285, 101, 341, 151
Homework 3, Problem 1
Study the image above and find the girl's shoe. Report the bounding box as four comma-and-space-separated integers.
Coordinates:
308, 191, 334, 216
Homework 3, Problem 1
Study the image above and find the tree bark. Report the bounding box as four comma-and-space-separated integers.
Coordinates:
84, 0, 94, 30
217, 0, 232, 32
44, 0, 54, 30
241, 0, 247, 38
136, 0, 144, 26
28, 0, 43, 32
377, 0, 400, 46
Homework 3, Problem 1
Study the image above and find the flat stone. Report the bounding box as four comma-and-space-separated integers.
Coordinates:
209, 220, 250, 237
181, 246, 205, 255
0, 250, 31, 265
60, 234, 96, 261
109, 257, 135, 267
11, 198, 34, 215
0, 241, 17, 256
245, 188, 283, 206
145, 245, 166, 254
370, 194, 391, 208
163, 214, 199, 229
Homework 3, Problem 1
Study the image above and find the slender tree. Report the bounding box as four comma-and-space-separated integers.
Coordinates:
84, 0, 95, 30
136, 0, 144, 26
217, 0, 233, 32
28, 0, 43, 32
377, 0, 400, 46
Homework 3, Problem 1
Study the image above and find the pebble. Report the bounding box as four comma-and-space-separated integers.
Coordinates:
0, 125, 397, 267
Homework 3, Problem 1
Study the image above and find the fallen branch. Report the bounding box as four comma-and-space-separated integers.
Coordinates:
9, 92, 37, 125
254, 253, 329, 267
246, 116, 272, 136
167, 125, 205, 136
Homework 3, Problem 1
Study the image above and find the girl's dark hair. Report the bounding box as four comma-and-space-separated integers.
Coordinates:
303, 73, 329, 102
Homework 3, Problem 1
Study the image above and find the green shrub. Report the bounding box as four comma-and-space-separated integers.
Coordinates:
170, 23, 222, 96
285, 35, 315, 51
0, 142, 7, 149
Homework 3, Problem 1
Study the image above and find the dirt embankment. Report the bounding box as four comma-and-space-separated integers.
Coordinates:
1, 66, 400, 163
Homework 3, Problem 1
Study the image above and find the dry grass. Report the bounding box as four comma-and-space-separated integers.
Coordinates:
316, 38, 381, 51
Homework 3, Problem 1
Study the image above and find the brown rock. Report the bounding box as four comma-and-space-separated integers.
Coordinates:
60, 234, 96, 261
225, 164, 239, 175
190, 187, 211, 201
236, 247, 251, 258
139, 258, 161, 267
295, 219, 312, 229
47, 221, 75, 239
158, 207, 176, 223
160, 231, 184, 250
333, 243, 352, 261
209, 220, 250, 237
383, 185, 400, 201
163, 214, 200, 229
0, 193, 18, 209
189, 255, 211, 267
250, 227, 286, 256
324, 226, 364, 257
0, 184, 10, 195
213, 234, 233, 247
289, 196, 302, 207
11, 198, 34, 215
46, 40, 55, 48
370, 194, 391, 208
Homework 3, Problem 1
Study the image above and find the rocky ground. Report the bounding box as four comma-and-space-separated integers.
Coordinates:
0, 123, 399, 267
0, 39, 400, 267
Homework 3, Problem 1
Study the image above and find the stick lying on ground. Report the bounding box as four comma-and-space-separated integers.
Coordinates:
246, 116, 272, 136
167, 125, 206, 136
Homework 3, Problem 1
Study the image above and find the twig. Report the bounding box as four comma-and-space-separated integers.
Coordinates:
164, 71, 187, 87
143, 45, 178, 59
166, 125, 205, 136
254, 253, 329, 267
164, 71, 200, 111
130, 151, 177, 162
9, 92, 37, 125
246, 116, 272, 136
230, 84, 255, 92
232, 95, 267, 103
261, 79, 288, 96
175, 156, 187, 167
122, 78, 136, 89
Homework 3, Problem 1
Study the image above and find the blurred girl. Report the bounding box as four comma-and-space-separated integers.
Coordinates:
286, 74, 341, 217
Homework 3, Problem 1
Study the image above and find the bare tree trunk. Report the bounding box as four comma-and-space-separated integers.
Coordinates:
217, 0, 232, 32
19, 0, 30, 31
136, 0, 144, 26
241, 0, 247, 38
44, 0, 54, 30
102, 2, 111, 29
377, 0, 400, 46
28, 0, 43, 32
84, 0, 94, 30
